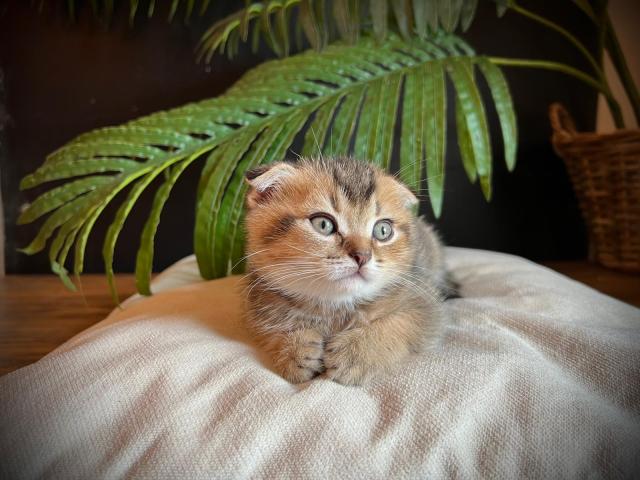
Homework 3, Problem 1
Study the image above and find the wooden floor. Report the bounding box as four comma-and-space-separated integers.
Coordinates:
542, 261, 640, 308
1, 262, 639, 376
0, 275, 138, 376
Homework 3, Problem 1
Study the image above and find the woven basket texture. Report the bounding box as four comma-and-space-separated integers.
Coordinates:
550, 103, 640, 272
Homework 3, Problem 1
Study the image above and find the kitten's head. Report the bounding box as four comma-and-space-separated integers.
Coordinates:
244, 157, 418, 306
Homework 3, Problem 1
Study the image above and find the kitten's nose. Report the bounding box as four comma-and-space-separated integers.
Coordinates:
349, 250, 371, 268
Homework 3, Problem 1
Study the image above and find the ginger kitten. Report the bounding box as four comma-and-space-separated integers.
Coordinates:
243, 156, 450, 386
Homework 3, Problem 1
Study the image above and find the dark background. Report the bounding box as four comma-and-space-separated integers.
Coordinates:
0, 1, 597, 274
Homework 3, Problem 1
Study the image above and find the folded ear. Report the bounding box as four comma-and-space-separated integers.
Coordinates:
388, 177, 419, 211
398, 183, 419, 210
245, 162, 297, 208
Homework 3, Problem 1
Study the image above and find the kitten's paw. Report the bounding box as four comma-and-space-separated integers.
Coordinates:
277, 329, 325, 384
324, 330, 372, 386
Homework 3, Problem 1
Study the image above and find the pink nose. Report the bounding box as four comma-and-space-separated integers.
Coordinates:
349, 250, 371, 268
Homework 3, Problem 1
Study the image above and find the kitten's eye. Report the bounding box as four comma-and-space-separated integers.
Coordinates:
310, 215, 336, 235
373, 220, 393, 241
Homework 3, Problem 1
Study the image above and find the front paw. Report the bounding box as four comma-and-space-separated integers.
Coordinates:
275, 329, 325, 384
324, 329, 372, 386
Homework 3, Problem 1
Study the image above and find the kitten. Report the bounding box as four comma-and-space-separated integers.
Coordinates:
243, 156, 450, 386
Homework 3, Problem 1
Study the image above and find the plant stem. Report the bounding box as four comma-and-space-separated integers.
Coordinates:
510, 4, 605, 82
489, 57, 602, 92
489, 57, 625, 128
568, 0, 598, 24
604, 12, 640, 125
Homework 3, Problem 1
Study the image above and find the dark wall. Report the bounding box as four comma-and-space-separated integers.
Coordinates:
0, 1, 596, 274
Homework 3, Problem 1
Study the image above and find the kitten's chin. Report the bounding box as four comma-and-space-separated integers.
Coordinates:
334, 272, 371, 291
280, 274, 385, 306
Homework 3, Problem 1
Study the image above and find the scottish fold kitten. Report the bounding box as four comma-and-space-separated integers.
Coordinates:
243, 156, 451, 386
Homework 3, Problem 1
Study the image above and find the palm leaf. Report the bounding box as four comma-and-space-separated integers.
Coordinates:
302, 92, 345, 156
495, 0, 512, 17
456, 94, 478, 184
20, 33, 517, 290
214, 122, 291, 277
423, 61, 447, 218
447, 57, 492, 200
57, 0, 482, 60
135, 155, 199, 295
194, 127, 261, 279
370, 0, 388, 41
477, 58, 517, 171
333, 0, 359, 43
330, 87, 367, 154
426, 0, 439, 32
390, 0, 413, 40
412, 0, 428, 38
61, 0, 215, 24
459, 0, 478, 31
198, 0, 481, 60
438, 0, 462, 32
103, 169, 165, 303
399, 66, 423, 192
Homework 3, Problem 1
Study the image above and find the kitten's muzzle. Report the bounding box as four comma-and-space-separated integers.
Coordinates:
349, 250, 372, 268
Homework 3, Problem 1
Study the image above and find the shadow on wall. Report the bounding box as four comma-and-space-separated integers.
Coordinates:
596, 0, 640, 132
0, 181, 4, 276
0, 1, 598, 274
0, 68, 7, 276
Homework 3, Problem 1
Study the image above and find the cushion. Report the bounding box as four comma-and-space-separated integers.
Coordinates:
1, 248, 639, 478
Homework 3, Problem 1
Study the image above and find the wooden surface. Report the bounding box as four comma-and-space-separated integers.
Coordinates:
541, 261, 640, 308
1, 262, 639, 376
0, 275, 137, 376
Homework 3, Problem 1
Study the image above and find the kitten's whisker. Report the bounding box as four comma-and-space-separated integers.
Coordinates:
397, 272, 432, 286
277, 270, 326, 287
391, 262, 434, 270
283, 243, 326, 258
388, 277, 435, 302
393, 160, 421, 181
241, 264, 321, 293
391, 263, 437, 274
259, 265, 324, 281
394, 268, 435, 285
382, 264, 432, 281
243, 268, 321, 297
401, 276, 440, 301
246, 261, 320, 274
305, 269, 330, 290
384, 268, 439, 301
391, 163, 445, 187
263, 270, 327, 293
265, 269, 323, 284
309, 126, 323, 159
239, 263, 317, 283
231, 248, 271, 271
243, 278, 262, 298
389, 271, 429, 289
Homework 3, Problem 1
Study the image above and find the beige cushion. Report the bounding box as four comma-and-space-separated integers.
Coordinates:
1, 248, 639, 478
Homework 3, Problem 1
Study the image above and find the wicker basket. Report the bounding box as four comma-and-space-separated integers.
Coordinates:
550, 103, 640, 272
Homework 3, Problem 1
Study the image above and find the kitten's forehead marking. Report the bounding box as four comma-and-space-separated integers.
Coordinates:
329, 159, 376, 204
329, 190, 339, 212
336, 191, 378, 236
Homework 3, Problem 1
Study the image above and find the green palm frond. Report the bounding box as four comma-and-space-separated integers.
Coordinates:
198, 0, 481, 61
54, 0, 479, 34
495, 0, 511, 17
19, 32, 517, 297
57, 0, 213, 24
